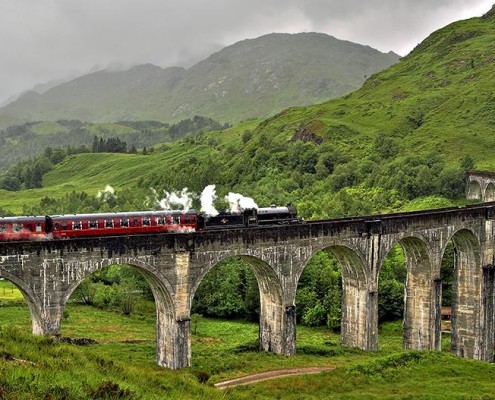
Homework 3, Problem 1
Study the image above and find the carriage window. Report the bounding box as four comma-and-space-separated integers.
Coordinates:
105, 220, 114, 228
0, 224, 6, 232
133, 219, 138, 226
142, 218, 151, 226
36, 223, 42, 232
61, 222, 68, 230
89, 220, 98, 229
172, 216, 180, 225
73, 221, 82, 230
13, 223, 23, 232
120, 219, 129, 227
157, 217, 165, 225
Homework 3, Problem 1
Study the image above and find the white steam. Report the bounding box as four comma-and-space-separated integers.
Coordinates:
157, 187, 196, 210
97, 185, 116, 202
150, 184, 258, 216
200, 185, 219, 216
225, 192, 258, 213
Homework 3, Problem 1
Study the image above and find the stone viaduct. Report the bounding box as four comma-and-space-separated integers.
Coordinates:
467, 171, 495, 202
1, 202, 495, 369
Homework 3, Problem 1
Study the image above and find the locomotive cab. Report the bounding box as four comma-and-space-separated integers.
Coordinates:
243, 208, 258, 226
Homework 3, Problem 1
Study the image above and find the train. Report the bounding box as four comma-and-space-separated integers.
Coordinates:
0, 205, 300, 241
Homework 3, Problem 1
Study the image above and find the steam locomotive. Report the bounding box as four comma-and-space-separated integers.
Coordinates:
0, 205, 299, 241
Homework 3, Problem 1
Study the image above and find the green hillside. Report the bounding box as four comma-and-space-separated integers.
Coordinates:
1, 10, 495, 218
0, 116, 229, 171
0, 121, 255, 213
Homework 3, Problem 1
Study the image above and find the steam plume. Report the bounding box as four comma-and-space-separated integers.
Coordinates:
200, 185, 219, 216
149, 184, 258, 216
97, 185, 116, 202
156, 188, 195, 210
225, 192, 258, 213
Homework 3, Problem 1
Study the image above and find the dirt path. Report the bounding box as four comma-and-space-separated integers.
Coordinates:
214, 366, 335, 389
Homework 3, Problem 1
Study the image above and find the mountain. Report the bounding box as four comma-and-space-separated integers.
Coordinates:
3, 6, 495, 218
0, 33, 399, 127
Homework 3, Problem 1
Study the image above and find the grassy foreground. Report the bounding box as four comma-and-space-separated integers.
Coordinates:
1, 281, 495, 399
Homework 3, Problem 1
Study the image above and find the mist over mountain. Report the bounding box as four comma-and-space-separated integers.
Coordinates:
0, 32, 399, 127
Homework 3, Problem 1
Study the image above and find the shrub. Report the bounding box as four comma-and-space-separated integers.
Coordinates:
193, 370, 210, 384
89, 381, 134, 399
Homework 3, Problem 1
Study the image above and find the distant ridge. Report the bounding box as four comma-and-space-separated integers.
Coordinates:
0, 32, 399, 127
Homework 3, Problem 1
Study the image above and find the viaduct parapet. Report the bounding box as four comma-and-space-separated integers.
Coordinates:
1, 203, 495, 369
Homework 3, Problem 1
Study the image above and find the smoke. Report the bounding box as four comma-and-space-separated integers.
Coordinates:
156, 187, 196, 210
225, 192, 258, 213
150, 184, 258, 215
200, 185, 219, 216
97, 185, 116, 202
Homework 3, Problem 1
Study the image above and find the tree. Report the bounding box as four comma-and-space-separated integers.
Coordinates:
242, 129, 253, 144
92, 136, 100, 152
296, 252, 342, 329
460, 155, 475, 172
374, 134, 399, 159
1, 176, 21, 191
72, 279, 96, 305
378, 244, 406, 322
192, 258, 259, 320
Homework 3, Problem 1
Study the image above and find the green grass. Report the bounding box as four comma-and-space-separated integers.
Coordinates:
30, 121, 69, 136
236, 352, 495, 400
1, 287, 494, 399
0, 280, 23, 301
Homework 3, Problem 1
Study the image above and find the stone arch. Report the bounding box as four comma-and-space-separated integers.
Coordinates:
191, 254, 291, 355
62, 258, 180, 368
442, 228, 482, 359
302, 244, 372, 350
467, 179, 482, 201
485, 183, 495, 202
381, 236, 436, 351
0, 270, 45, 335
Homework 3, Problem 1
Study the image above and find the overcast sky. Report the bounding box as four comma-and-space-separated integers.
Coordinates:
0, 0, 492, 104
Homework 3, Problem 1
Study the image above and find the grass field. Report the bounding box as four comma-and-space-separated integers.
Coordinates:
1, 281, 495, 399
